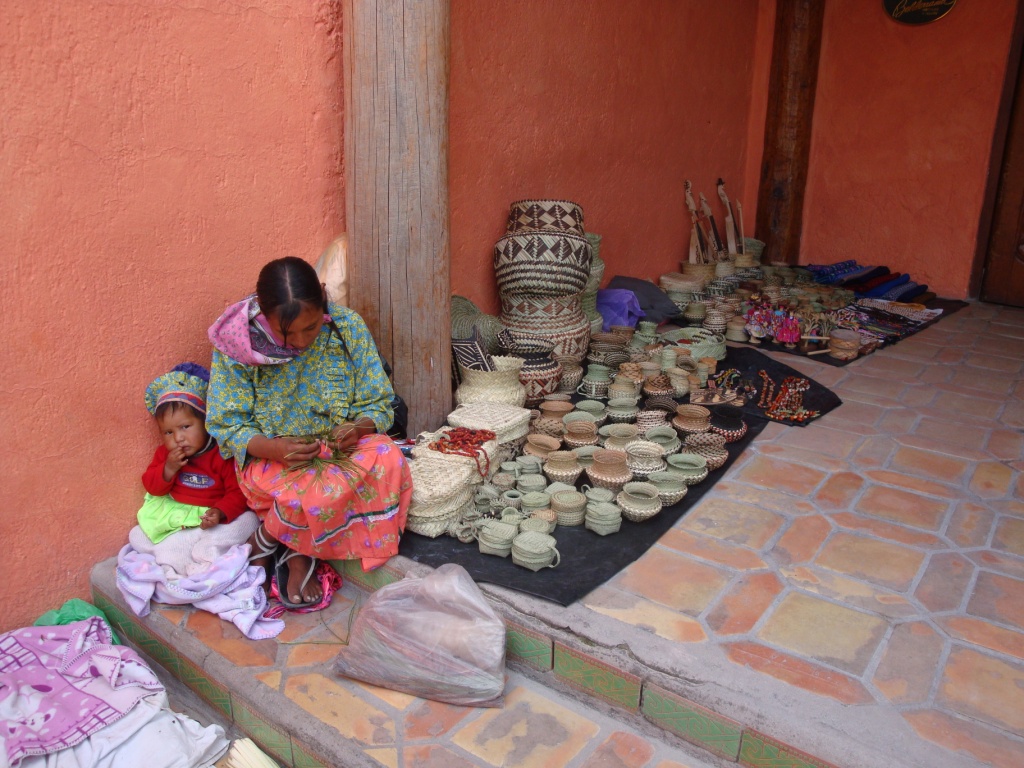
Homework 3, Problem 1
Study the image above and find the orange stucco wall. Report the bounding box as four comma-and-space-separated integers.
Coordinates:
0, 1, 344, 632
801, 0, 1017, 298
450, 0, 771, 314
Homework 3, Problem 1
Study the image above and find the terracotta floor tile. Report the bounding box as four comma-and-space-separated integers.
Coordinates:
839, 373, 909, 400
904, 709, 1024, 768
820, 399, 887, 429
968, 550, 1024, 580
965, 352, 1024, 373
864, 469, 961, 500
757, 444, 849, 473
849, 436, 896, 469
276, 596, 355, 644
975, 334, 1024, 359
617, 547, 730, 615
712, 481, 819, 516
993, 517, 1024, 557
950, 367, 1018, 395
723, 641, 874, 705
988, 429, 1024, 461
816, 532, 925, 592
886, 340, 943, 360
970, 462, 1015, 498
680, 498, 784, 549
946, 502, 997, 548
938, 616, 1024, 662
184, 610, 278, 667
153, 606, 189, 626
402, 699, 474, 740
451, 685, 600, 767
733, 455, 826, 497
833, 390, 903, 411
912, 416, 989, 451
402, 745, 479, 768
284, 672, 395, 745
829, 512, 944, 548
780, 565, 917, 618
1003, 400, 1024, 429
706, 572, 784, 635
582, 589, 708, 643
968, 571, 1024, 631
772, 425, 863, 459
855, 356, 926, 379
255, 670, 282, 691
579, 731, 655, 768
757, 592, 887, 675
938, 647, 1024, 732
772, 516, 832, 565
914, 552, 974, 612
812, 472, 864, 512
931, 391, 1003, 421
855, 485, 949, 530
659, 529, 767, 570
876, 408, 919, 435
355, 682, 419, 711
890, 446, 970, 484
286, 640, 346, 667
366, 748, 399, 767
994, 499, 1024, 519
872, 621, 944, 704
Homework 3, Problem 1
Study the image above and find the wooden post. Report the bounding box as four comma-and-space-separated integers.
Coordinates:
345, 0, 451, 436
755, 0, 825, 264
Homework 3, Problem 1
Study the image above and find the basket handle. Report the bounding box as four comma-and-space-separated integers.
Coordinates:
548, 548, 560, 569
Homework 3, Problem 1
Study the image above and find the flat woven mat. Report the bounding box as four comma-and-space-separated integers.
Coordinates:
399, 349, 840, 605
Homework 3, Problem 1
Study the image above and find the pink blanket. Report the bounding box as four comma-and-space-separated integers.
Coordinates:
0, 618, 162, 767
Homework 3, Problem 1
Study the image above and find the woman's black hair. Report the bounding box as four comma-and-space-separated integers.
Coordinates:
256, 256, 348, 353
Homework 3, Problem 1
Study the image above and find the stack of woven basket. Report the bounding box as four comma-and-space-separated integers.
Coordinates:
495, 199, 594, 364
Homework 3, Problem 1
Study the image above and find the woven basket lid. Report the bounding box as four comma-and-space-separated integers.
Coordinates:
511, 530, 557, 555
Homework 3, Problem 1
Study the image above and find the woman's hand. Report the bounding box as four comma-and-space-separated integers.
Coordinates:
329, 418, 375, 453
248, 435, 321, 466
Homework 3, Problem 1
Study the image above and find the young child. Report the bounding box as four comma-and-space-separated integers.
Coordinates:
138, 363, 248, 544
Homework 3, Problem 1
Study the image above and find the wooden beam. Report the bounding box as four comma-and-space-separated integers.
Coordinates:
345, 0, 451, 435
755, 0, 825, 264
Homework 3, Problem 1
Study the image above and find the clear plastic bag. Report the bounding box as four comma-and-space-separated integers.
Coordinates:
333, 564, 506, 707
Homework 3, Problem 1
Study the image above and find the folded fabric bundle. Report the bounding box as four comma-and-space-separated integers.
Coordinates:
830, 265, 876, 285
863, 273, 910, 297
897, 283, 928, 302
806, 260, 859, 283
840, 265, 890, 287
848, 269, 895, 293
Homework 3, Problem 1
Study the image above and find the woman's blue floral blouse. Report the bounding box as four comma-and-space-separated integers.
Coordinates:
207, 303, 395, 464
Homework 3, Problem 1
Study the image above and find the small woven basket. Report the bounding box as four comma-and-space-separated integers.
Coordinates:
511, 531, 560, 571
550, 490, 587, 527
616, 482, 664, 523
529, 508, 558, 533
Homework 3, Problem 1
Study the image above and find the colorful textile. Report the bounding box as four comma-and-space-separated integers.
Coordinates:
141, 440, 248, 522
0, 618, 162, 767
135, 493, 205, 544
144, 363, 210, 416
238, 434, 412, 560
265, 563, 343, 619
207, 294, 332, 366
862, 273, 909, 298
117, 511, 285, 640
207, 303, 395, 464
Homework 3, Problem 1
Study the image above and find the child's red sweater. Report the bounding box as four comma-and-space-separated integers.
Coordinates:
142, 442, 248, 522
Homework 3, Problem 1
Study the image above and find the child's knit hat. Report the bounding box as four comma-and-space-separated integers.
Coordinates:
145, 362, 210, 416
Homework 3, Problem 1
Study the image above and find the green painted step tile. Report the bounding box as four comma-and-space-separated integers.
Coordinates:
553, 642, 641, 711
232, 695, 295, 767
292, 740, 330, 768
506, 621, 553, 671
740, 730, 839, 768
177, 655, 233, 719
641, 683, 742, 760
92, 590, 179, 675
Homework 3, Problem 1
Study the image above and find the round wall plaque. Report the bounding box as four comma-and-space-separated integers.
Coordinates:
884, 0, 956, 25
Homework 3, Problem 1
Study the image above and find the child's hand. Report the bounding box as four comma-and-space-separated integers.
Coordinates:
200, 508, 225, 529
163, 446, 189, 481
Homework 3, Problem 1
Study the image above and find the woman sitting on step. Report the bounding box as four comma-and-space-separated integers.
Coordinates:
205, 257, 413, 610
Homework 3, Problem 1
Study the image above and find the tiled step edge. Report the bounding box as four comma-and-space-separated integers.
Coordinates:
336, 557, 844, 768
93, 554, 842, 768
90, 559, 384, 768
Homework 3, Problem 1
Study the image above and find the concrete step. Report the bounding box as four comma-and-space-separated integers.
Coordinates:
92, 557, 729, 768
